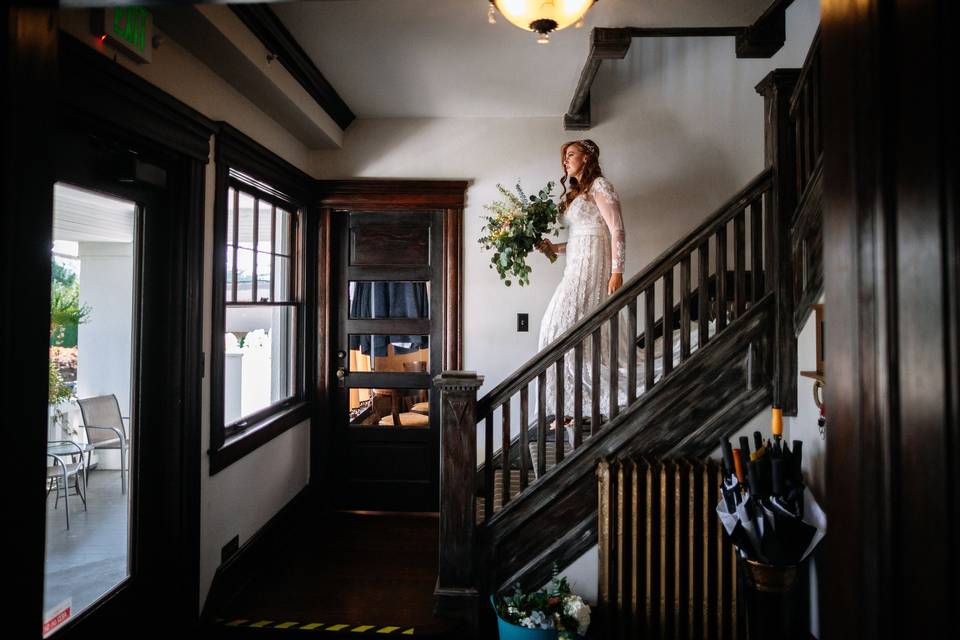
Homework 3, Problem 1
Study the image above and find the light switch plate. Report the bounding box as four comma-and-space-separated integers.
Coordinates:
518, 313, 529, 332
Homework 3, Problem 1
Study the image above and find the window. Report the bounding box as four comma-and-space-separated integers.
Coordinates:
210, 124, 315, 473
223, 176, 298, 433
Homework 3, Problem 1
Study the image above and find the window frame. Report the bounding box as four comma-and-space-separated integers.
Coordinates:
210, 124, 316, 474
223, 175, 299, 437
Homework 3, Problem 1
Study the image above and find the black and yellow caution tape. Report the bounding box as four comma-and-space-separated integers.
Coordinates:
216, 619, 415, 635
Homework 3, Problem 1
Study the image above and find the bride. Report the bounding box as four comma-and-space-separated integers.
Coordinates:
536, 139, 629, 428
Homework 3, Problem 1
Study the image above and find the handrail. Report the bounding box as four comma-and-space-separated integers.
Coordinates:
477, 166, 773, 415
788, 27, 822, 204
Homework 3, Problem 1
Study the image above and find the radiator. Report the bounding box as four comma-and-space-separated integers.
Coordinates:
597, 457, 743, 640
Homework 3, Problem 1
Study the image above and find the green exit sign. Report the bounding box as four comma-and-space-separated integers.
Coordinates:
103, 7, 153, 63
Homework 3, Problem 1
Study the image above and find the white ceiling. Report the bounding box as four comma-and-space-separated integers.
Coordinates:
53, 183, 136, 244
273, 0, 773, 119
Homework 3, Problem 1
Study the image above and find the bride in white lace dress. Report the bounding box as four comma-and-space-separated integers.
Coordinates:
536, 139, 630, 426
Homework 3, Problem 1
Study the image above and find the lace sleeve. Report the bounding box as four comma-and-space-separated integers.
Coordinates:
592, 177, 625, 273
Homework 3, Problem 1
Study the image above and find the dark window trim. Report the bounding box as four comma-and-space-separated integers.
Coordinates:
210, 124, 316, 474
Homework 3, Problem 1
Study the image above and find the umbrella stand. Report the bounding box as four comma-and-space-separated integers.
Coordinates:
739, 557, 807, 640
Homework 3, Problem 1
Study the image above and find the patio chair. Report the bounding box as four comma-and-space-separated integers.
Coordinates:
47, 441, 87, 530
77, 394, 129, 494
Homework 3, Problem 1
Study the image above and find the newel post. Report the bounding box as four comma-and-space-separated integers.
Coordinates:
433, 371, 483, 631
756, 69, 800, 416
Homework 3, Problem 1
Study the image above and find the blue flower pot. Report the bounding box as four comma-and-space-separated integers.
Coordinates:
491, 596, 559, 640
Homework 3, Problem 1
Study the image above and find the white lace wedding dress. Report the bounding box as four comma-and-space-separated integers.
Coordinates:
537, 176, 630, 421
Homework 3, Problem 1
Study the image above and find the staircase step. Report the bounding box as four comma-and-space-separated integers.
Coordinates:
529, 441, 574, 478
476, 469, 537, 524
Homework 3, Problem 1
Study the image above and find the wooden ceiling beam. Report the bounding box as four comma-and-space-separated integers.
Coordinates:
564, 0, 797, 130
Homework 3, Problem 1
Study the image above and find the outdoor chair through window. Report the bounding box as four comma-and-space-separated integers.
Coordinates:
77, 394, 130, 494
47, 441, 87, 530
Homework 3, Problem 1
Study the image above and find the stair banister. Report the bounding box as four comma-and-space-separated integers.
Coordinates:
756, 69, 800, 415
433, 371, 483, 631
477, 166, 774, 416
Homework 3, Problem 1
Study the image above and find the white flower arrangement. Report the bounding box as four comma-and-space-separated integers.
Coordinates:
493, 564, 592, 639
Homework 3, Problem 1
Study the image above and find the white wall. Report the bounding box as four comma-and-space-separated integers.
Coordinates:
76, 242, 134, 470
59, 10, 317, 612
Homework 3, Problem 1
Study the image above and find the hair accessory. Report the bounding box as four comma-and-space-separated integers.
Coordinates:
578, 139, 599, 157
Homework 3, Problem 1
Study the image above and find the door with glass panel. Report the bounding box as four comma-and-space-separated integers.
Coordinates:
333, 210, 443, 512
44, 181, 142, 636
39, 119, 202, 637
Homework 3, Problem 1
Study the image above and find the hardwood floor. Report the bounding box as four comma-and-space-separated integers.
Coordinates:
207, 510, 464, 638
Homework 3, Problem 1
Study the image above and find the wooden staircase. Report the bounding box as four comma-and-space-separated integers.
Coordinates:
432, 55, 821, 638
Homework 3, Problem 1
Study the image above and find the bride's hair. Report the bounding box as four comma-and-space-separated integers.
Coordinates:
559, 139, 603, 213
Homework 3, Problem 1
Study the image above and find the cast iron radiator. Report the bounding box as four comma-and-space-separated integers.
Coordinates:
597, 457, 743, 639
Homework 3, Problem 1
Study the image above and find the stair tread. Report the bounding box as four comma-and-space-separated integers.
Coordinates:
476, 469, 537, 524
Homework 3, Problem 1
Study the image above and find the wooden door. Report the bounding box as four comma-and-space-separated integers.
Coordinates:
331, 210, 444, 512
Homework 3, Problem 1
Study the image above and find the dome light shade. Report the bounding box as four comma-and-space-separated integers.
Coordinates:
490, 0, 597, 39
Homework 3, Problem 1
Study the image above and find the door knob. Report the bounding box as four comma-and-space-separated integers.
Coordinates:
336, 367, 347, 380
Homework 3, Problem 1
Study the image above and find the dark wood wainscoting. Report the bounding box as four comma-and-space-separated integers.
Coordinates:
821, 0, 959, 636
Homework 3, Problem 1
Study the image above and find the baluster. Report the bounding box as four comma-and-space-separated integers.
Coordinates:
734, 209, 746, 317
751, 199, 763, 303
501, 398, 511, 507
537, 370, 547, 478
609, 313, 619, 420
804, 87, 814, 184
662, 270, 674, 377
484, 411, 494, 522
715, 225, 727, 331
627, 298, 638, 404
574, 342, 583, 448
555, 359, 565, 466
519, 385, 529, 491
698, 242, 710, 347
591, 328, 601, 434
812, 54, 821, 161
680, 256, 691, 361
644, 284, 655, 390
795, 108, 805, 194
763, 189, 774, 294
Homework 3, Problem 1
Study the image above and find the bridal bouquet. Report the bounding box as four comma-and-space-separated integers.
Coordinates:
479, 181, 561, 286
492, 571, 591, 639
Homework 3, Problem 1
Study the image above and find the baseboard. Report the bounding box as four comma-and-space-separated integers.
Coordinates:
200, 485, 312, 620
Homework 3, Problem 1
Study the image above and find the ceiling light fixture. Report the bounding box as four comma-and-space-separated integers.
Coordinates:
488, 0, 597, 44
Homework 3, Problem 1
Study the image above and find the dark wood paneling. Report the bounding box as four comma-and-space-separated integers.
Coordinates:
350, 222, 430, 266
735, 0, 793, 58
216, 122, 313, 204
317, 180, 469, 209
5, 9, 57, 639
230, 3, 355, 130
58, 33, 214, 162
822, 0, 958, 636
791, 161, 823, 330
